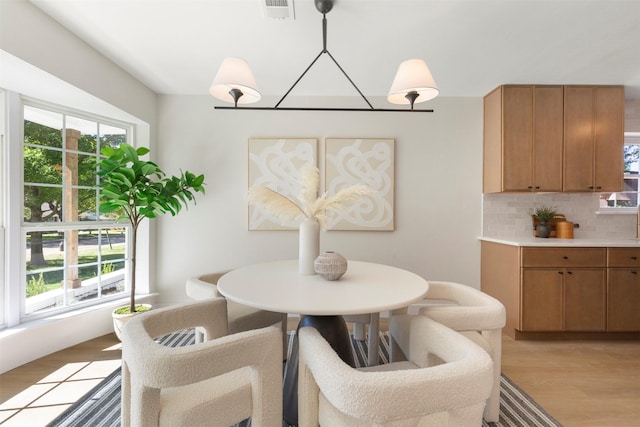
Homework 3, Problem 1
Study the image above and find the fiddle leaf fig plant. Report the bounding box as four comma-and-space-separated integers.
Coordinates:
97, 143, 205, 314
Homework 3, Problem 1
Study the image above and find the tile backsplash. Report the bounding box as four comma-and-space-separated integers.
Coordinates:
482, 193, 636, 239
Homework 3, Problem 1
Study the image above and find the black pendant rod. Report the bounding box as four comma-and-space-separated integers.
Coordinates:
274, 7, 374, 110
215, 106, 434, 112
215, 0, 435, 113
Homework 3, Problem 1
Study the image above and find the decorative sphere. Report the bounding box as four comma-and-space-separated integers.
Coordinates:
314, 251, 348, 281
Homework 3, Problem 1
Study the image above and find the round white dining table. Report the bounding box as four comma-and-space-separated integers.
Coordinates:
217, 259, 428, 315
218, 259, 428, 425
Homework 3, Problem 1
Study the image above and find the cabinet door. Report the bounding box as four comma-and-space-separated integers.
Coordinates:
608, 269, 640, 331
502, 86, 534, 191
564, 86, 595, 192
521, 269, 563, 331
594, 87, 624, 192
564, 269, 606, 331
533, 86, 563, 191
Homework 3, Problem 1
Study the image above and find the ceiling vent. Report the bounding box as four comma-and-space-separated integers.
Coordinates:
260, 0, 295, 20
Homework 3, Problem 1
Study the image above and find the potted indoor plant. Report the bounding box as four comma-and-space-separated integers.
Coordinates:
530, 205, 556, 238
97, 143, 205, 338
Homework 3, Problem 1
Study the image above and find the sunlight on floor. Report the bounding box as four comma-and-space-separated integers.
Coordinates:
0, 358, 121, 426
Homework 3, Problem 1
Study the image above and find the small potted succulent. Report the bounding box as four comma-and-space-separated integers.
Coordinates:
530, 206, 556, 238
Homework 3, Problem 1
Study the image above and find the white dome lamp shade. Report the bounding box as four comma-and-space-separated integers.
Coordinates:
209, 57, 261, 107
387, 59, 439, 110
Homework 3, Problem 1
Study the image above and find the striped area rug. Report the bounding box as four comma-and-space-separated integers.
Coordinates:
48, 331, 562, 427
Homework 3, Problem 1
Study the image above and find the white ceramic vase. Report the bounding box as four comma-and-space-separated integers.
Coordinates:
299, 217, 320, 274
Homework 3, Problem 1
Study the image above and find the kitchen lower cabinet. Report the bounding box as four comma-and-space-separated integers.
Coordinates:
521, 257, 606, 332
521, 269, 563, 331
481, 241, 638, 340
607, 248, 640, 331
563, 268, 606, 331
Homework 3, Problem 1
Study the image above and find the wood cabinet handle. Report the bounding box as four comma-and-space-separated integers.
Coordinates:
562, 256, 569, 260
558, 271, 564, 275
631, 256, 638, 260
632, 271, 638, 275
567, 271, 573, 275
527, 186, 533, 189
596, 186, 602, 190
588, 186, 594, 189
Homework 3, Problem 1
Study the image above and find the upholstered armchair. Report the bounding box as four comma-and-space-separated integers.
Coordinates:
186, 272, 288, 354
298, 315, 493, 426
120, 298, 283, 427
392, 280, 506, 422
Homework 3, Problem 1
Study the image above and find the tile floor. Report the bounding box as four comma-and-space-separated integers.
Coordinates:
0, 341, 122, 426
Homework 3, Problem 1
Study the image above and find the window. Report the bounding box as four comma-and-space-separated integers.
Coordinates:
22, 103, 131, 318
600, 133, 640, 210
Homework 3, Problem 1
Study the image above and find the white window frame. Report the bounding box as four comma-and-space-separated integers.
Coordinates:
2, 91, 143, 328
598, 132, 640, 214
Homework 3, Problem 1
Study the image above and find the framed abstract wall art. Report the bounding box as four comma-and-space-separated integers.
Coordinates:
324, 138, 395, 231
247, 138, 317, 230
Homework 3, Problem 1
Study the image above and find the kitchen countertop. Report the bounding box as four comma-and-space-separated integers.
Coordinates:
479, 236, 640, 247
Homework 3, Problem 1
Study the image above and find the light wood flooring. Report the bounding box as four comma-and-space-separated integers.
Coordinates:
0, 319, 638, 426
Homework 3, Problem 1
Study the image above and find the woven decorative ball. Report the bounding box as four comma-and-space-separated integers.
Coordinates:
314, 251, 348, 281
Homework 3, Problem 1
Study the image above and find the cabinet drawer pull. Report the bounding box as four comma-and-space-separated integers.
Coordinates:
558, 271, 564, 275
632, 271, 638, 275
562, 256, 569, 260
631, 256, 638, 260
567, 271, 573, 275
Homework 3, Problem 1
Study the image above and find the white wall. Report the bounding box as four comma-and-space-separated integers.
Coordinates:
154, 95, 484, 305
0, 0, 157, 373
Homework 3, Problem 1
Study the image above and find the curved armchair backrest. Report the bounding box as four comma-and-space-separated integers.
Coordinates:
185, 271, 288, 356
418, 281, 506, 331
185, 272, 228, 300
298, 315, 493, 426
415, 281, 506, 423
121, 298, 283, 427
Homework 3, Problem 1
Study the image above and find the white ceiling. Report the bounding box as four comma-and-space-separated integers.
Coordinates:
29, 0, 640, 103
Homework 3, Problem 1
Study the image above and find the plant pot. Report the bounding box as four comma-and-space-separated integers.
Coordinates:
536, 221, 552, 238
112, 304, 152, 341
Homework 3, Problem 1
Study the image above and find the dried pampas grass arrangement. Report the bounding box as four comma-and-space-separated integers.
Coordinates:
248, 165, 375, 228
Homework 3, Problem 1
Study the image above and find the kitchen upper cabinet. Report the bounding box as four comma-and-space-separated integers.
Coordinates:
563, 86, 624, 192
483, 85, 563, 193
483, 84, 624, 194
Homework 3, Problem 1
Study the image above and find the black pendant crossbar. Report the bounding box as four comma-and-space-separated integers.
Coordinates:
214, 106, 434, 112
215, 0, 434, 113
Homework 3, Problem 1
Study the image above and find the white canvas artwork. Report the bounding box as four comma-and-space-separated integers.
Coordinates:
325, 138, 395, 231
248, 138, 317, 230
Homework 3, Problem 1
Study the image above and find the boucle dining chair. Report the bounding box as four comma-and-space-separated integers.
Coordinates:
186, 272, 288, 354
392, 281, 506, 423
298, 315, 494, 427
120, 298, 283, 427
342, 313, 380, 366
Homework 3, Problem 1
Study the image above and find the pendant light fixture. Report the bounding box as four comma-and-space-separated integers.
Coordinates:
210, 0, 437, 112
